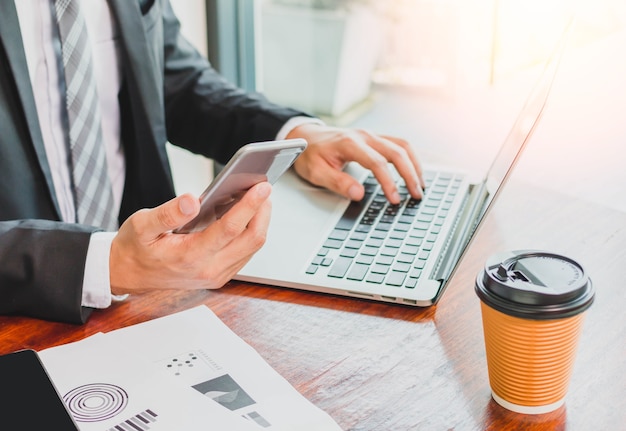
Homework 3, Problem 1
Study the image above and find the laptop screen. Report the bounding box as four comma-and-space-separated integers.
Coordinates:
482, 18, 573, 214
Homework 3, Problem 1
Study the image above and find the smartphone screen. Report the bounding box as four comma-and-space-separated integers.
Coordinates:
175, 139, 307, 234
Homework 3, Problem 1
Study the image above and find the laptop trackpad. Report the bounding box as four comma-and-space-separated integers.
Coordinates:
238, 168, 352, 279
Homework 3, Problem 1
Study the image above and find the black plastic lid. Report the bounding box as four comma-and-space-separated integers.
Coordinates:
475, 250, 594, 319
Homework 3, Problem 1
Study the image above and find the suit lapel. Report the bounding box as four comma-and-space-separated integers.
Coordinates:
107, 0, 165, 148
0, 0, 61, 218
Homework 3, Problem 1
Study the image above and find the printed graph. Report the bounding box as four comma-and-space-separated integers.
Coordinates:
63, 383, 128, 422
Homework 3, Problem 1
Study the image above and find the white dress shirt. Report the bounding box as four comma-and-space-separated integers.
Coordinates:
15, 0, 320, 309
15, 0, 124, 308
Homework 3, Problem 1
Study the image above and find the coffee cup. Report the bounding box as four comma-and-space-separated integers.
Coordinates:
475, 250, 594, 414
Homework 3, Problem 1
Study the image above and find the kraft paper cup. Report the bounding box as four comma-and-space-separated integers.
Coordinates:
475, 250, 594, 414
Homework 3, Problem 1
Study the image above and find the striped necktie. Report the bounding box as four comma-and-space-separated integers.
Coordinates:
54, 0, 118, 230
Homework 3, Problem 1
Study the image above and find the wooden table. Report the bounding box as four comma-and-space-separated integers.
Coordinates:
1, 177, 624, 431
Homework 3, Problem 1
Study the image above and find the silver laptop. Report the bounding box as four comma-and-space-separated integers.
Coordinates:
235, 23, 570, 306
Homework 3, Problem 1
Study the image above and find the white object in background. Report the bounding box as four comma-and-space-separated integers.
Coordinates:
261, 3, 383, 117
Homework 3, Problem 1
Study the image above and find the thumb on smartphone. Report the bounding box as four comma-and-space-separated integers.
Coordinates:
140, 194, 201, 239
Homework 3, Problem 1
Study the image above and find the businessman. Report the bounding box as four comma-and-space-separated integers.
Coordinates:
0, 0, 424, 323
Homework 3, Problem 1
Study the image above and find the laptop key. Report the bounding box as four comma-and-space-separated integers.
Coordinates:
370, 230, 387, 240
347, 263, 369, 281
380, 247, 398, 257
392, 262, 411, 273
345, 239, 364, 249
405, 278, 418, 288
328, 256, 353, 278
355, 224, 372, 233
405, 237, 422, 247
361, 215, 377, 225
375, 222, 392, 232
370, 264, 390, 275
401, 245, 419, 255
366, 273, 385, 284
370, 199, 386, 210
393, 223, 410, 232
340, 248, 358, 258
365, 238, 384, 248
396, 253, 415, 264
374, 255, 392, 266
406, 198, 421, 208
386, 271, 407, 286
414, 221, 430, 230
335, 199, 369, 230
306, 265, 318, 275
389, 230, 407, 240
361, 246, 379, 256
385, 205, 401, 216
351, 231, 368, 241
356, 254, 375, 265
385, 238, 403, 248
328, 229, 349, 241
323, 239, 343, 249
380, 214, 396, 223
417, 214, 434, 223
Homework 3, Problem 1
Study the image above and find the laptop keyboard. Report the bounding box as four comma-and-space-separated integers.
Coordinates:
305, 171, 464, 289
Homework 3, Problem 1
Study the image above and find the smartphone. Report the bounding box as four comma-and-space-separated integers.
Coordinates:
174, 138, 307, 234
0, 349, 79, 429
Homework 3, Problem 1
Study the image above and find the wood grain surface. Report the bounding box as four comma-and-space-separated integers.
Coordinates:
1, 180, 625, 431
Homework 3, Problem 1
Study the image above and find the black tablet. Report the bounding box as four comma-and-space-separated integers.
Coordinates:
0, 349, 78, 429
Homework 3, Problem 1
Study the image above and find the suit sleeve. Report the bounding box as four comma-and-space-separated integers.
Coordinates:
160, 0, 311, 164
0, 220, 98, 324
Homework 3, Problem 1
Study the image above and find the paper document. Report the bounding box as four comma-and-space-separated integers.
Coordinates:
39, 306, 342, 431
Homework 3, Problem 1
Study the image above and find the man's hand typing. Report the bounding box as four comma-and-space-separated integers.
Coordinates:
288, 123, 425, 204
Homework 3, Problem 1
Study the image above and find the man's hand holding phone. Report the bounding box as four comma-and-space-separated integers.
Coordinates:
108, 139, 305, 295
109, 182, 272, 296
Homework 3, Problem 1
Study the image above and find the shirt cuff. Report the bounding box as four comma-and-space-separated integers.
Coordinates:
81, 231, 117, 309
276, 116, 325, 141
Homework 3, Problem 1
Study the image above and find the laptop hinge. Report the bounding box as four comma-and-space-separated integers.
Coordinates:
433, 182, 489, 283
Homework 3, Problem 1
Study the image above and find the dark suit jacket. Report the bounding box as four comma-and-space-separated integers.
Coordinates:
0, 0, 304, 323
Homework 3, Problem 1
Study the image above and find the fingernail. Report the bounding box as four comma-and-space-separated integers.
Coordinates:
348, 184, 362, 201
179, 196, 196, 215
391, 191, 401, 203
256, 182, 272, 199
